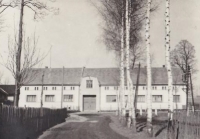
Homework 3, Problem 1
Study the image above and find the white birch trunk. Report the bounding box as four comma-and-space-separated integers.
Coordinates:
146, 0, 153, 136
125, 0, 131, 128
125, 0, 136, 129
165, 0, 173, 121
120, 1, 126, 121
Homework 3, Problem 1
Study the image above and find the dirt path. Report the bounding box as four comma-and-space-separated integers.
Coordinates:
38, 113, 128, 139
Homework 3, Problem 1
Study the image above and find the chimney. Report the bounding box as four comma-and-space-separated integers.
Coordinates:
45, 66, 48, 68
163, 65, 165, 68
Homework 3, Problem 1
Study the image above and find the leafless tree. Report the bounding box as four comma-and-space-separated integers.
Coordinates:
171, 40, 197, 114
1, 33, 46, 106
171, 40, 197, 74
4, 0, 58, 106
0, 71, 3, 84
91, 0, 158, 67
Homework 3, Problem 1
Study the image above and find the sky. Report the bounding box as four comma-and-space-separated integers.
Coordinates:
0, 0, 200, 89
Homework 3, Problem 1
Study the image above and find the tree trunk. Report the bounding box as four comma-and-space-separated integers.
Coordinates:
14, 0, 24, 107
120, 0, 126, 125
125, 0, 131, 128
165, 0, 174, 138
146, 0, 153, 137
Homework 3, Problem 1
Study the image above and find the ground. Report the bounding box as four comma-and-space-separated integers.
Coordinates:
38, 112, 168, 139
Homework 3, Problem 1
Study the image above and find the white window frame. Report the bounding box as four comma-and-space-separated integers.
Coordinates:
152, 95, 162, 102
63, 95, 73, 102
106, 95, 116, 102
45, 95, 55, 102
86, 80, 93, 88
173, 95, 180, 103
137, 95, 145, 102
26, 95, 36, 102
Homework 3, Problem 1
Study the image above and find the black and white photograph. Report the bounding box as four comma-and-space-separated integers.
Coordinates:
0, 0, 200, 139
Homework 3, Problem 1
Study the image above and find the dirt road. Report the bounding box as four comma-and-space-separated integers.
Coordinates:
38, 113, 128, 139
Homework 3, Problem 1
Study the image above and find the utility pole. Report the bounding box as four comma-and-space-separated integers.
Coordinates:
61, 66, 64, 108
41, 71, 44, 108
134, 63, 141, 111
182, 65, 195, 114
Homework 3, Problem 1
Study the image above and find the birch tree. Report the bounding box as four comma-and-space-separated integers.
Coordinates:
165, 0, 173, 132
125, 0, 136, 130
145, 0, 153, 136
120, 0, 125, 122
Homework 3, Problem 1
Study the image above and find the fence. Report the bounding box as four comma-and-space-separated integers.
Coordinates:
171, 110, 200, 139
0, 104, 67, 139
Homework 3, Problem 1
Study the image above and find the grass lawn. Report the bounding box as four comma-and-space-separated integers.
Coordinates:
108, 112, 169, 139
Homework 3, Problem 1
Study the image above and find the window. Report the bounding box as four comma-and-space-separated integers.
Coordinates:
137, 95, 145, 102
25, 87, 29, 90
114, 87, 118, 90
35, 87, 39, 90
162, 86, 167, 90
106, 95, 116, 102
105, 87, 109, 90
86, 80, 93, 88
173, 95, 180, 103
152, 86, 157, 90
125, 87, 128, 90
52, 87, 57, 90
63, 95, 73, 102
64, 87, 66, 90
143, 86, 147, 90
70, 87, 75, 90
43, 87, 48, 90
152, 95, 162, 102
45, 95, 55, 102
133, 87, 135, 90
26, 95, 36, 102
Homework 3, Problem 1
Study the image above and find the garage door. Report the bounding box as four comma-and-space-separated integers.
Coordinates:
83, 95, 96, 111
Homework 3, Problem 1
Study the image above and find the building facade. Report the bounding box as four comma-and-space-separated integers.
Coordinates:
18, 67, 186, 111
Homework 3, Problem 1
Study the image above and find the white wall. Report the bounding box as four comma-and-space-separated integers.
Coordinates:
100, 85, 186, 111
19, 84, 186, 111
19, 85, 79, 109
79, 77, 100, 111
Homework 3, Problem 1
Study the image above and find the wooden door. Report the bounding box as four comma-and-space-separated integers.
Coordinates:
83, 95, 96, 111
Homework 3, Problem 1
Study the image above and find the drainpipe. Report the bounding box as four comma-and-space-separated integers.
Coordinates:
61, 66, 64, 108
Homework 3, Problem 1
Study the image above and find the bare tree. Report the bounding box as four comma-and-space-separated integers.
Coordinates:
6, 0, 58, 106
171, 40, 197, 114
0, 71, 3, 84
91, 0, 157, 68
171, 40, 197, 74
2, 34, 45, 106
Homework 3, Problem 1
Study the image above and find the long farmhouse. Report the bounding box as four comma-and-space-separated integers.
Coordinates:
19, 66, 186, 111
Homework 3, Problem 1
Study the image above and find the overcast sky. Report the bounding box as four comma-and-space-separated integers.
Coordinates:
0, 0, 200, 87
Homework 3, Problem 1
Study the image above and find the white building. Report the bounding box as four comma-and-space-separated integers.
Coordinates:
19, 67, 186, 111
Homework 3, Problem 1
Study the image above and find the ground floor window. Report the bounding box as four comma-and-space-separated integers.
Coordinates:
26, 95, 36, 102
63, 95, 73, 102
106, 95, 116, 102
137, 95, 145, 102
45, 95, 55, 102
173, 95, 180, 103
152, 95, 162, 102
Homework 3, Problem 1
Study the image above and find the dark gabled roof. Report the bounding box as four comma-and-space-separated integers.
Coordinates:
24, 67, 184, 85
0, 85, 15, 96
26, 68, 83, 85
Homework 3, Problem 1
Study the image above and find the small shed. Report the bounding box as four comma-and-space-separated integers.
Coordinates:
0, 88, 8, 103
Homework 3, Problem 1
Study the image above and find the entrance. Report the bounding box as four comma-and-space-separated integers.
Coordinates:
83, 95, 96, 111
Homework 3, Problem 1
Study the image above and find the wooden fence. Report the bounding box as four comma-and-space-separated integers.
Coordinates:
0, 104, 67, 134
170, 110, 200, 139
